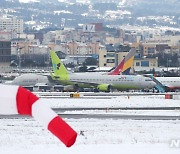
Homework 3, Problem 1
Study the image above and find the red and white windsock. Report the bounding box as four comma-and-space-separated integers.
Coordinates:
0, 85, 77, 147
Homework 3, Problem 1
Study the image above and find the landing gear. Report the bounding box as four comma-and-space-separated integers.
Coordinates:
74, 84, 79, 92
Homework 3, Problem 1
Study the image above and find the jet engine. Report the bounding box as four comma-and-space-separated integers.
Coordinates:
97, 84, 111, 92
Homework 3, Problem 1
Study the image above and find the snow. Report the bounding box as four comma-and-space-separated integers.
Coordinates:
1, 144, 180, 154
65, 110, 180, 116
42, 94, 180, 108
19, 0, 40, 3
0, 94, 180, 153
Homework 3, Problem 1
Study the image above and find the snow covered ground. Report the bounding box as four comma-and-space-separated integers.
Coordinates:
0, 94, 180, 154
45, 94, 180, 108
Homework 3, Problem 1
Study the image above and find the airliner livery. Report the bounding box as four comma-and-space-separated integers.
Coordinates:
108, 48, 136, 75
156, 77, 180, 92
50, 51, 156, 92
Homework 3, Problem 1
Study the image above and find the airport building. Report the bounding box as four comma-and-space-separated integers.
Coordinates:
0, 41, 11, 72
133, 57, 158, 72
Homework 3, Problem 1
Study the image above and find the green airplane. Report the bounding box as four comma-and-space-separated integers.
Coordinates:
50, 50, 156, 92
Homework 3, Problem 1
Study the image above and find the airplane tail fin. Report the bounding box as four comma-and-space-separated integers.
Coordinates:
50, 50, 68, 77
108, 58, 125, 75
108, 48, 136, 75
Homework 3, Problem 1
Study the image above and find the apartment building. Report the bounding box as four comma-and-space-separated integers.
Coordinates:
0, 15, 24, 34
53, 42, 102, 56
142, 43, 156, 56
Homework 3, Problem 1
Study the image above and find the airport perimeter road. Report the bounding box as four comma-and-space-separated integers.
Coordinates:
1, 113, 180, 120
58, 113, 180, 120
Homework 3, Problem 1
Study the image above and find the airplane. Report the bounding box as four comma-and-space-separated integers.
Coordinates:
50, 50, 156, 92
155, 77, 180, 92
4, 73, 61, 92
108, 48, 136, 75
4, 73, 51, 87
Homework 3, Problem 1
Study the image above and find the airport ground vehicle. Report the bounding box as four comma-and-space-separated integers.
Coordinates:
33, 83, 51, 92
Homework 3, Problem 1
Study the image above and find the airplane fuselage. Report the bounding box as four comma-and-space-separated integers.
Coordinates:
156, 77, 180, 90
5, 74, 50, 87
58, 73, 156, 90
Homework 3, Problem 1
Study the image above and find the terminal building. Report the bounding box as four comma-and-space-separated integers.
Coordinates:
133, 57, 158, 72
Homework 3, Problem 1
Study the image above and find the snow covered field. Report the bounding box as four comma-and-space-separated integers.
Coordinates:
45, 94, 180, 108
0, 94, 180, 154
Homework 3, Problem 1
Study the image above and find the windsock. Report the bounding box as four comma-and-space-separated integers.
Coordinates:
0, 85, 77, 147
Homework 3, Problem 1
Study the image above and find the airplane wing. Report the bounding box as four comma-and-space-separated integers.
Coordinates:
70, 79, 99, 86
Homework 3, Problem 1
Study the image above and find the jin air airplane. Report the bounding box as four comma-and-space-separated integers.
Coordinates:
50, 51, 156, 92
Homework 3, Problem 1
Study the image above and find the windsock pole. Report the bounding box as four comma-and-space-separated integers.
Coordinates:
0, 85, 77, 147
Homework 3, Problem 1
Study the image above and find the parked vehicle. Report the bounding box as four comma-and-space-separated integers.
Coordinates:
33, 83, 51, 92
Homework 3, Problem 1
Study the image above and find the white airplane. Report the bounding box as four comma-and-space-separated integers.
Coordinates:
155, 77, 180, 92
4, 73, 51, 87
50, 50, 156, 92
